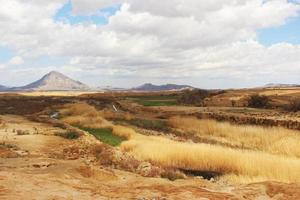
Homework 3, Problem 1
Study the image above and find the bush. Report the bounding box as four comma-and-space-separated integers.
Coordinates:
161, 170, 185, 181
55, 131, 81, 139
247, 94, 270, 108
285, 98, 300, 112
178, 89, 210, 105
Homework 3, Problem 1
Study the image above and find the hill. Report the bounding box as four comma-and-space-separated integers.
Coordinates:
264, 83, 300, 88
12, 71, 89, 91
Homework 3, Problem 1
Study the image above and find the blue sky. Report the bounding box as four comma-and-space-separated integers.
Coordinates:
54, 1, 120, 25
0, 47, 14, 63
258, 14, 300, 45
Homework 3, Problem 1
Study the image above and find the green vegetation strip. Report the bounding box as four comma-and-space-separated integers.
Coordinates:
139, 100, 178, 106
126, 95, 179, 106
81, 127, 125, 146
127, 118, 170, 132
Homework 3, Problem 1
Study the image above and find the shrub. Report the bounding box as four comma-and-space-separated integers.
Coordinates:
285, 98, 300, 112
178, 89, 210, 106
60, 103, 112, 129
247, 94, 270, 108
161, 170, 185, 181
55, 131, 81, 140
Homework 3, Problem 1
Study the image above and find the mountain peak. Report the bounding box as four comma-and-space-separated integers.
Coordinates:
47, 70, 64, 76
15, 71, 89, 91
43, 71, 68, 79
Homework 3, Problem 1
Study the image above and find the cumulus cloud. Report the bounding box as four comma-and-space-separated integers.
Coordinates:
0, 0, 299, 88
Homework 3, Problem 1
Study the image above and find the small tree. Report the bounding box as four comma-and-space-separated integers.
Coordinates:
178, 89, 210, 106
248, 94, 270, 108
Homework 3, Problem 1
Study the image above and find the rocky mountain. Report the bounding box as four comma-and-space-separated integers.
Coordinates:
12, 71, 89, 91
133, 83, 194, 91
264, 83, 300, 88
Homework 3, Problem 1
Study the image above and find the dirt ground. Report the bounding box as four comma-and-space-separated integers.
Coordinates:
1, 115, 300, 200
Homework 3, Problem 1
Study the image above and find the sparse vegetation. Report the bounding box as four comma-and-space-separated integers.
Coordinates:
248, 94, 270, 108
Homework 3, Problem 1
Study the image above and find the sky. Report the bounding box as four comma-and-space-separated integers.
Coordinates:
0, 0, 300, 89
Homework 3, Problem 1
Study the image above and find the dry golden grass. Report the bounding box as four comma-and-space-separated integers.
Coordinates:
114, 127, 300, 183
58, 103, 300, 183
112, 125, 136, 139
60, 103, 112, 128
168, 116, 300, 158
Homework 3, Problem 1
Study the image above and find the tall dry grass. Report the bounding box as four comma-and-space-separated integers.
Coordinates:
113, 126, 300, 183
58, 104, 300, 183
169, 116, 300, 158
60, 103, 112, 128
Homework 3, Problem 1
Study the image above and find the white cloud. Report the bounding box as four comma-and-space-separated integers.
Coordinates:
0, 0, 299, 88
8, 56, 24, 65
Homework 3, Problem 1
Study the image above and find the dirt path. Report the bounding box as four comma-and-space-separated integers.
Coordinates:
0, 115, 300, 200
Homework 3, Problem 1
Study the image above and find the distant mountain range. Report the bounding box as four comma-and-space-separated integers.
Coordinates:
0, 85, 8, 91
3, 71, 298, 92
133, 83, 194, 91
0, 72, 197, 92
0, 71, 89, 91
263, 83, 300, 88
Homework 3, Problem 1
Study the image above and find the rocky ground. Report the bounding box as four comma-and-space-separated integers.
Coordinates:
0, 115, 300, 200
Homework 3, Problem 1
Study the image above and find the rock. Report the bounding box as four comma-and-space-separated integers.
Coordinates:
15, 150, 29, 156
137, 162, 152, 176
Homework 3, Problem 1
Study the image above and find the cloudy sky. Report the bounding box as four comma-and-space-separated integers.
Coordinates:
0, 0, 300, 89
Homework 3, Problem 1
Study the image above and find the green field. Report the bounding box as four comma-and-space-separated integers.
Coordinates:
126, 95, 179, 106
81, 127, 125, 146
